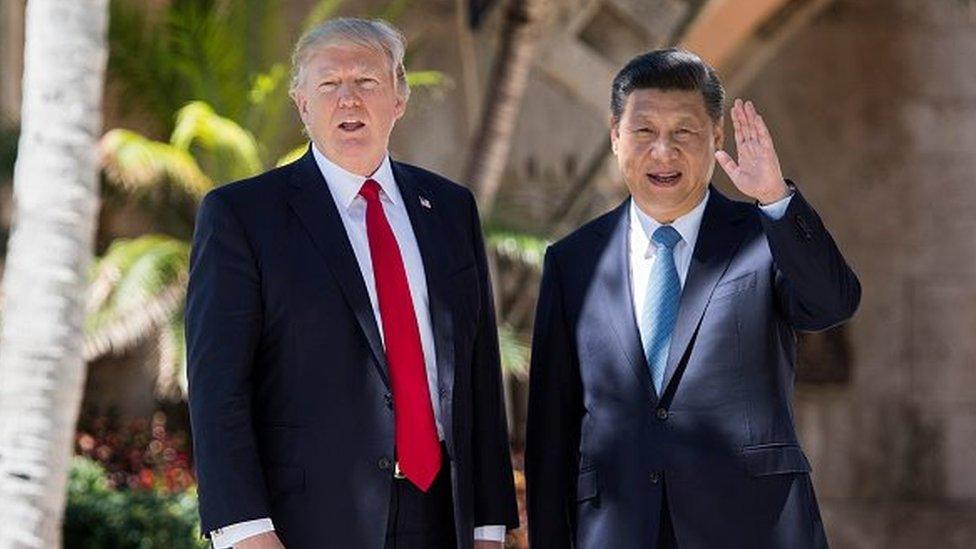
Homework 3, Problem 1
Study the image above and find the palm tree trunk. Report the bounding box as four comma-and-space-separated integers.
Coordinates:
0, 1, 108, 547
463, 0, 550, 216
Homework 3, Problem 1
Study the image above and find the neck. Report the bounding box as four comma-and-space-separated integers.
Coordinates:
633, 189, 707, 225
313, 141, 386, 177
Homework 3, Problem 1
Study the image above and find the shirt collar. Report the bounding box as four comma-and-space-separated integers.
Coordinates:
311, 142, 399, 209
630, 189, 710, 258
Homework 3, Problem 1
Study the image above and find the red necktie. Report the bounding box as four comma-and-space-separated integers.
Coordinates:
359, 179, 441, 492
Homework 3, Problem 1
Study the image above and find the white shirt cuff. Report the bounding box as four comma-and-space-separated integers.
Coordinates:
210, 518, 275, 548
758, 192, 793, 220
473, 525, 506, 542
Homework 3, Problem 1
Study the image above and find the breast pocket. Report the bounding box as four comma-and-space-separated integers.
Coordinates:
711, 271, 757, 302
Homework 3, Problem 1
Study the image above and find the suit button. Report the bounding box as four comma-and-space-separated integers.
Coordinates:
378, 457, 393, 470
650, 471, 662, 484
656, 408, 669, 421
384, 393, 393, 410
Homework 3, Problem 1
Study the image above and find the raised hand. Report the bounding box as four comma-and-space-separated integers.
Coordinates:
715, 99, 789, 204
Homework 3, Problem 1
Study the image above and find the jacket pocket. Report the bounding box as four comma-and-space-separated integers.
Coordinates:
711, 271, 757, 301
741, 442, 811, 477
576, 468, 600, 502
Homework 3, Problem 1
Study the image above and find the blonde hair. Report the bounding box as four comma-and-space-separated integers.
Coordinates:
289, 18, 410, 101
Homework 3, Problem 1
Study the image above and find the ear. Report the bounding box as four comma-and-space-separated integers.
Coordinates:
610, 119, 620, 155
713, 116, 724, 150
393, 93, 407, 121
292, 89, 309, 125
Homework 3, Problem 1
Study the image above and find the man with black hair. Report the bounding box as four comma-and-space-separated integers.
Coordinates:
525, 48, 859, 548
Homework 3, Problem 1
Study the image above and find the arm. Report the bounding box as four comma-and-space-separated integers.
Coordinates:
525, 248, 582, 547
760, 187, 861, 331
716, 99, 861, 332
186, 191, 269, 534
466, 191, 520, 531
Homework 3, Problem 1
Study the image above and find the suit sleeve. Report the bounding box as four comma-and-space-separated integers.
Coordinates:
525, 247, 582, 548
760, 186, 861, 332
466, 191, 520, 529
186, 191, 269, 533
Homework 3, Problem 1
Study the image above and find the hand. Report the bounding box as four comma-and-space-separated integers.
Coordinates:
715, 99, 789, 205
474, 541, 504, 549
234, 531, 285, 549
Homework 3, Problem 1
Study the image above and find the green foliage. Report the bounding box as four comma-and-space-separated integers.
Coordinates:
484, 226, 549, 271
498, 323, 530, 379
88, 236, 190, 329
64, 457, 207, 549
171, 101, 264, 182
303, 0, 345, 32
100, 129, 213, 199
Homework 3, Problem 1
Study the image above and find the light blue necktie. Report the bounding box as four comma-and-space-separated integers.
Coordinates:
640, 225, 682, 395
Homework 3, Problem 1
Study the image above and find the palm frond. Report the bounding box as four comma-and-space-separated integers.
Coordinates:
170, 101, 264, 181
484, 227, 549, 271
86, 236, 190, 350
498, 324, 530, 380
406, 70, 451, 90
100, 128, 213, 199
83, 276, 187, 363
155, 316, 188, 400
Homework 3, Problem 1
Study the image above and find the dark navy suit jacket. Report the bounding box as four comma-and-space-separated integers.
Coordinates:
186, 148, 518, 549
525, 187, 860, 548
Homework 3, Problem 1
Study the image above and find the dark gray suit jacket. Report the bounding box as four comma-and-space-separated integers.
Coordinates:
526, 187, 859, 548
186, 148, 518, 548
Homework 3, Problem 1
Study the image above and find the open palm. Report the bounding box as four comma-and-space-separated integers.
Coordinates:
715, 99, 788, 204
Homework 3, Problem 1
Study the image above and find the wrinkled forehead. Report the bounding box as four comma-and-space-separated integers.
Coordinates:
305, 42, 392, 74
620, 88, 715, 123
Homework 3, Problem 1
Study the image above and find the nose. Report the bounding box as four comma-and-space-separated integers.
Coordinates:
650, 135, 676, 161
337, 83, 361, 108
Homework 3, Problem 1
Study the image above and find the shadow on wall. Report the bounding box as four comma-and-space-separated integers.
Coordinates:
0, 119, 17, 261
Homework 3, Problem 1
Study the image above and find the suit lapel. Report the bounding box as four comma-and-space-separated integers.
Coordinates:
286, 147, 390, 389
391, 161, 456, 442
662, 189, 748, 391
593, 200, 656, 398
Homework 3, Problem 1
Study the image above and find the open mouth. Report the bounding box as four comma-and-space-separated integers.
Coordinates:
338, 121, 365, 132
647, 171, 682, 187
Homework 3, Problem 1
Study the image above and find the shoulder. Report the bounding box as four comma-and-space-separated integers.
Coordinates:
393, 160, 475, 207
199, 162, 293, 217
548, 202, 627, 261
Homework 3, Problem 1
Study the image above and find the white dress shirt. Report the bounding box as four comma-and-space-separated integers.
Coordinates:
629, 190, 793, 353
211, 144, 504, 547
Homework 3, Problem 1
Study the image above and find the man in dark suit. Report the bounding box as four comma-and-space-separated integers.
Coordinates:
525, 49, 860, 548
186, 18, 518, 549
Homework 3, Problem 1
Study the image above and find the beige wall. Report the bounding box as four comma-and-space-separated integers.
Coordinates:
0, 0, 24, 123
743, 0, 976, 546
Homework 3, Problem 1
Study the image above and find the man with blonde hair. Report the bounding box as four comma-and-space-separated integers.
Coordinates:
187, 18, 518, 549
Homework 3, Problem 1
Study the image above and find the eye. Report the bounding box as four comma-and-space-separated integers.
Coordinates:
319, 81, 338, 92
358, 78, 379, 90
634, 127, 653, 134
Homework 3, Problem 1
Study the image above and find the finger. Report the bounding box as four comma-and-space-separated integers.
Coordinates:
743, 100, 758, 143
731, 100, 746, 149
755, 114, 776, 152
715, 150, 739, 177
733, 99, 748, 142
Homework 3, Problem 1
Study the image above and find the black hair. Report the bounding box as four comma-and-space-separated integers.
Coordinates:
610, 48, 725, 122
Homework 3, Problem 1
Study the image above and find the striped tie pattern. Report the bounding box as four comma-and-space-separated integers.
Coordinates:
640, 225, 682, 395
